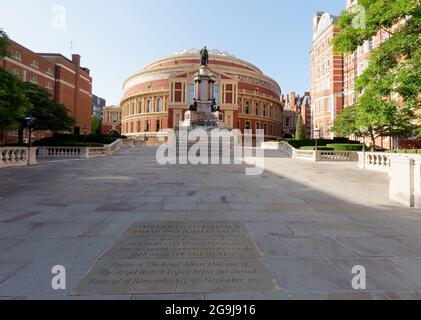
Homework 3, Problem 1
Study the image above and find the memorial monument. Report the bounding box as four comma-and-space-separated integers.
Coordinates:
181, 46, 225, 129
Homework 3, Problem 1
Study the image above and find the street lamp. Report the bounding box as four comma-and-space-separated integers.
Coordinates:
314, 126, 320, 150
25, 115, 36, 147
25, 115, 36, 166
82, 124, 89, 147
360, 127, 367, 170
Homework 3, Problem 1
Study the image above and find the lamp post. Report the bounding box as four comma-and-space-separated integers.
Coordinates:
82, 124, 88, 147
25, 115, 36, 166
361, 127, 367, 170
314, 126, 320, 150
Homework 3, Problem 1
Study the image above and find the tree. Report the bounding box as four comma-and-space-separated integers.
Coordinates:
332, 105, 361, 137
0, 68, 28, 143
16, 82, 75, 144
332, 0, 421, 147
92, 116, 102, 135
295, 115, 308, 140
0, 28, 9, 58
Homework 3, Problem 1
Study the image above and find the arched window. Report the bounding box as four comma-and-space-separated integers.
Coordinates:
255, 102, 260, 116
214, 84, 219, 103
245, 101, 250, 114
112, 113, 118, 123
157, 98, 163, 112
286, 117, 290, 127
147, 100, 151, 113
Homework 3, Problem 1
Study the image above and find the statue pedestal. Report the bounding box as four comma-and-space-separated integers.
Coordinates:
181, 65, 225, 130
182, 110, 225, 129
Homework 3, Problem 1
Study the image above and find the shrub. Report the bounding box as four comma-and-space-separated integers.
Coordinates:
332, 137, 350, 144
386, 149, 421, 154
34, 134, 118, 147
326, 144, 363, 151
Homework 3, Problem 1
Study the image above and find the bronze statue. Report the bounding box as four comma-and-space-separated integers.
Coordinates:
200, 46, 209, 66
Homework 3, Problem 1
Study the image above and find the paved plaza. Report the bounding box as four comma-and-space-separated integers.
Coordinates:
1, 147, 421, 300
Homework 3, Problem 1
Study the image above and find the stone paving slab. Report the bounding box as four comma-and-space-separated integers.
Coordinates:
1, 147, 421, 299
72, 259, 277, 295
123, 222, 250, 237
102, 237, 261, 260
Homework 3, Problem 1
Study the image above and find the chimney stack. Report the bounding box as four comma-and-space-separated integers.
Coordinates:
72, 54, 81, 67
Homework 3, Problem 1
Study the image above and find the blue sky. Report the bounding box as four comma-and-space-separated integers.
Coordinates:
0, 0, 345, 105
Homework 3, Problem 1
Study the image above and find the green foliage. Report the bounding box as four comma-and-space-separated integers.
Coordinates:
326, 144, 364, 151
0, 68, 28, 132
332, 106, 361, 137
18, 82, 75, 132
295, 115, 308, 140
332, 0, 421, 143
385, 149, 421, 154
35, 134, 119, 147
0, 28, 9, 58
92, 116, 102, 135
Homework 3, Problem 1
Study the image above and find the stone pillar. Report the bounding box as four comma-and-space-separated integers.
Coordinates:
389, 157, 415, 207
413, 159, 421, 209
28, 147, 38, 165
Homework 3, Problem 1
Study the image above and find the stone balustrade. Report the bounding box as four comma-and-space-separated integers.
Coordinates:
357, 152, 391, 172
262, 142, 359, 162
294, 149, 317, 161
38, 147, 86, 159
318, 151, 358, 161
0, 147, 37, 168
36, 139, 137, 160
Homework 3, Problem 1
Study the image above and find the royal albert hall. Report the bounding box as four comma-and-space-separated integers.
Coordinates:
120, 49, 283, 139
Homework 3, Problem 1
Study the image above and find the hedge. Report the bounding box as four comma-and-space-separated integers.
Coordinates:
34, 134, 119, 147
34, 140, 104, 147
386, 149, 421, 154
326, 144, 363, 151
300, 146, 334, 151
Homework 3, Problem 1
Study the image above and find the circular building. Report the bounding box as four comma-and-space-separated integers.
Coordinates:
120, 49, 283, 139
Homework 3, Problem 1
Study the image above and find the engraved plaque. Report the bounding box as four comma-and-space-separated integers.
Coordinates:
72, 222, 277, 295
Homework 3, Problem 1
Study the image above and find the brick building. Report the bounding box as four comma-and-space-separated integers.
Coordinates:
310, 12, 344, 139
281, 92, 312, 138
101, 105, 121, 135
120, 49, 283, 140
311, 0, 405, 148
0, 39, 93, 142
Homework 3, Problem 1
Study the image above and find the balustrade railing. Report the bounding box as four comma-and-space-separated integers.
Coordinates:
318, 151, 358, 161
357, 152, 391, 172
0, 147, 37, 168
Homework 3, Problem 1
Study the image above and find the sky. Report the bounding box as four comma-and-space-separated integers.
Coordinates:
0, 0, 346, 105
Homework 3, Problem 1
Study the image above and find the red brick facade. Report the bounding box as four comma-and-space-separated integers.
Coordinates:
0, 39, 93, 143
121, 51, 283, 139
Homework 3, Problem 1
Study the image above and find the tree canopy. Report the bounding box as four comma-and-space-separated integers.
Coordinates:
0, 68, 28, 132
332, 0, 421, 143
17, 82, 75, 133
